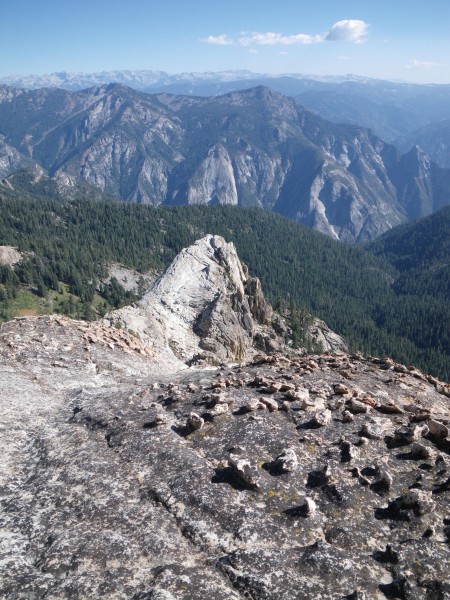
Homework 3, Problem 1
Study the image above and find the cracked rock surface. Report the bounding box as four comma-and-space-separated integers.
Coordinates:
1, 316, 449, 599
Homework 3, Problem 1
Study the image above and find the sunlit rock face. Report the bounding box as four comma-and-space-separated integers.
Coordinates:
108, 234, 283, 364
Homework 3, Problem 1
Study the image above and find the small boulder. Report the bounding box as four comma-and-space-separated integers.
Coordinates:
394, 423, 429, 444
228, 455, 259, 489
259, 397, 278, 412
340, 440, 359, 463
311, 409, 332, 427
187, 412, 204, 431
402, 489, 435, 515
334, 383, 350, 395
342, 410, 354, 423
271, 447, 298, 473
209, 403, 229, 418
427, 419, 449, 440
348, 398, 369, 414
410, 442, 434, 460
298, 496, 316, 516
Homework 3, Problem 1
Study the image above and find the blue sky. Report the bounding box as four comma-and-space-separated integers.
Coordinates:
2, 0, 450, 83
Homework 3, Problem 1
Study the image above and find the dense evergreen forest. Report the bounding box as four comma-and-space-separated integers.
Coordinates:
0, 186, 449, 381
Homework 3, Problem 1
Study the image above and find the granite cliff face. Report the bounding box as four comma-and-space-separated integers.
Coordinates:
0, 135, 33, 178
1, 237, 449, 599
1, 84, 450, 242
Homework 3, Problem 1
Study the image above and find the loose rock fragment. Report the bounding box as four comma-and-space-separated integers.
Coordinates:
271, 447, 298, 473
228, 455, 259, 489
402, 489, 435, 515
338, 369, 352, 379
210, 393, 224, 404
327, 397, 345, 411
436, 384, 450, 398
243, 398, 265, 412
260, 382, 282, 394
341, 440, 359, 463
209, 402, 229, 418
301, 396, 319, 411
377, 401, 403, 414
211, 380, 226, 389
298, 496, 316, 516
187, 412, 204, 431
351, 467, 370, 486
259, 397, 278, 412
334, 383, 350, 395
308, 463, 333, 487
410, 442, 434, 460
394, 423, 429, 444
285, 387, 310, 402
311, 409, 332, 427
280, 382, 296, 392
359, 417, 391, 440
357, 395, 377, 408
373, 468, 393, 491
427, 419, 449, 440
342, 409, 354, 423
409, 408, 432, 422
249, 375, 270, 387
348, 398, 369, 414
151, 413, 171, 426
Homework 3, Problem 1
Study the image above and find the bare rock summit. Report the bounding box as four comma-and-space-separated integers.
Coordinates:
1, 236, 448, 599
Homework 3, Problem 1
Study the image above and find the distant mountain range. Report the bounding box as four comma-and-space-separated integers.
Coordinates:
0, 69, 377, 92
1, 83, 450, 242
3, 69, 450, 168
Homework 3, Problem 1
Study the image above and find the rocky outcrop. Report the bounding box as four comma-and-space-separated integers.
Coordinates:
0, 314, 449, 599
0, 135, 32, 178
308, 318, 348, 352
0, 246, 22, 266
107, 235, 284, 364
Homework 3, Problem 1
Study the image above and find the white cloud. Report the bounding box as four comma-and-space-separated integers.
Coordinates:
239, 32, 322, 46
201, 34, 234, 46
325, 20, 369, 43
201, 20, 369, 47
406, 59, 444, 70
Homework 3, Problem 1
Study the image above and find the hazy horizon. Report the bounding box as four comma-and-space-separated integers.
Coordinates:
2, 0, 450, 85
2, 68, 450, 88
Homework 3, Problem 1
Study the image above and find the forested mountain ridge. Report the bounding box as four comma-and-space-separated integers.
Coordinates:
367, 204, 450, 301
1, 84, 450, 242
0, 188, 448, 381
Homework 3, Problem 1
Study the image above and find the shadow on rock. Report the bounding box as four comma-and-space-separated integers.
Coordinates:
211, 467, 258, 491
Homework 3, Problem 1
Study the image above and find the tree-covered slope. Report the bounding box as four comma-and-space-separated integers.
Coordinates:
366, 205, 450, 308
0, 191, 448, 380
